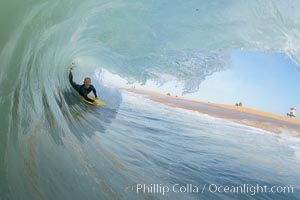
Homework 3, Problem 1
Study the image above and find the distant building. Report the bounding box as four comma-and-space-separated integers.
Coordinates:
235, 102, 243, 107
287, 108, 296, 117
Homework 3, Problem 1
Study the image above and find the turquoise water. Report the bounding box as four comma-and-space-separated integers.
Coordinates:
3, 90, 300, 199
1, 0, 300, 199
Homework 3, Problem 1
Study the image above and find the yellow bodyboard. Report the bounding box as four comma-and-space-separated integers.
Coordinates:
81, 96, 106, 107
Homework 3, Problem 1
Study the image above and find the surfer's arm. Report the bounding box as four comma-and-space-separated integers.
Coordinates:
69, 70, 73, 84
69, 69, 81, 90
91, 85, 98, 98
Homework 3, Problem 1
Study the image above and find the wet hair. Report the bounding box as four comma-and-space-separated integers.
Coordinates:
84, 77, 91, 83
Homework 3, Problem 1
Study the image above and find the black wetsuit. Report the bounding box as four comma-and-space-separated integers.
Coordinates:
69, 71, 97, 103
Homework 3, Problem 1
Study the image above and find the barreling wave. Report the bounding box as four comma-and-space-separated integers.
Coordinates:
1, 0, 300, 96
1, 0, 300, 199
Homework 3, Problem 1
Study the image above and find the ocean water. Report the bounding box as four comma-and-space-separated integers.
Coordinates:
1, 0, 300, 199
2, 89, 300, 199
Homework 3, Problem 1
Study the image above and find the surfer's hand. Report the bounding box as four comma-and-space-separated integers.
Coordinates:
92, 101, 97, 106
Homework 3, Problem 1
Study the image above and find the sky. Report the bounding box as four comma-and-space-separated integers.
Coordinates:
184, 51, 300, 116
97, 51, 300, 116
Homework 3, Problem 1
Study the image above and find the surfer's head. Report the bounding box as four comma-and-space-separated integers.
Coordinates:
84, 77, 91, 88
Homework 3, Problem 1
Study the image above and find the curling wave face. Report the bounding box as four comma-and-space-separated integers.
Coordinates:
1, 0, 300, 94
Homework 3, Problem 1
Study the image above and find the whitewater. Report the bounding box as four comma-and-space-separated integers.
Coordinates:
1, 0, 300, 199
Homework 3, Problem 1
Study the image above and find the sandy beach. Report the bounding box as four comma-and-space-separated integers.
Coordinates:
124, 88, 300, 138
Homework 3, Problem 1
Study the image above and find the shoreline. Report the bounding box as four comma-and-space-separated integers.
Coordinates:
123, 88, 300, 138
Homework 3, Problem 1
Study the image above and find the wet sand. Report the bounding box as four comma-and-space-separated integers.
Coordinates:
123, 88, 300, 138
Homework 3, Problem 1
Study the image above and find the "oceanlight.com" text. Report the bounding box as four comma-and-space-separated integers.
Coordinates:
134, 183, 294, 196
